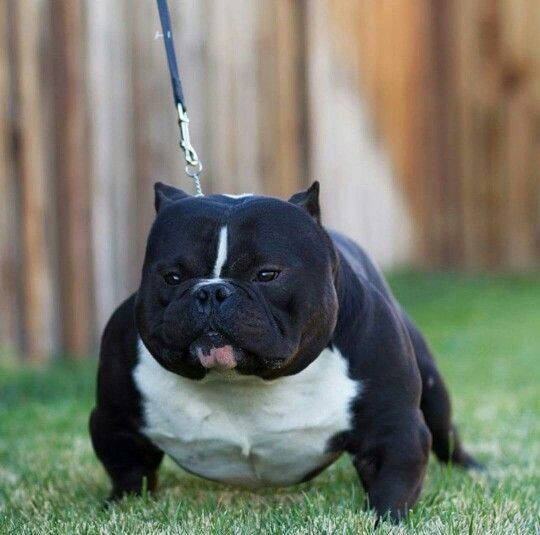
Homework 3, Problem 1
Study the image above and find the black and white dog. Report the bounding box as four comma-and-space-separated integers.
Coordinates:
90, 182, 478, 521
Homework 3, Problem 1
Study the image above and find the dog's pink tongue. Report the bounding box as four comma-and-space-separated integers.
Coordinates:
198, 345, 236, 370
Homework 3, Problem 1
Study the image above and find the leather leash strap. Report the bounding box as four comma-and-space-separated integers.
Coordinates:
156, 0, 203, 195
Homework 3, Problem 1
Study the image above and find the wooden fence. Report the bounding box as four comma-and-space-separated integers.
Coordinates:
329, 0, 540, 269
1, 0, 539, 361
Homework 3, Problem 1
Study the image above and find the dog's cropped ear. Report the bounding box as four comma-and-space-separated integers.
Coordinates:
288, 181, 321, 224
154, 182, 190, 212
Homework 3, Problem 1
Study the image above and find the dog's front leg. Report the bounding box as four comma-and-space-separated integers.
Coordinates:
350, 409, 431, 522
90, 408, 164, 502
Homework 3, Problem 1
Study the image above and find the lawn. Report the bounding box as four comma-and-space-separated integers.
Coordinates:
1, 273, 539, 534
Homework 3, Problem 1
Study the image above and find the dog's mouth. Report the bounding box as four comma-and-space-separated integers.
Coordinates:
189, 331, 243, 370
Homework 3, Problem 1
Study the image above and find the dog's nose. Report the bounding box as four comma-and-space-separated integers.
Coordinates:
214, 284, 232, 302
194, 282, 234, 309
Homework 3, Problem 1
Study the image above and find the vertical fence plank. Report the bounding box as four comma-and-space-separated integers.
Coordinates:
480, 0, 508, 268
13, 0, 54, 361
204, 1, 257, 193
0, 2, 20, 356
427, 0, 463, 267
503, 0, 537, 268
530, 0, 540, 259
86, 0, 118, 333
454, 0, 480, 267
410, 0, 440, 265
258, 0, 306, 197
51, 1, 93, 357
205, 1, 237, 192
87, 0, 136, 337
438, 0, 506, 268
230, 0, 260, 193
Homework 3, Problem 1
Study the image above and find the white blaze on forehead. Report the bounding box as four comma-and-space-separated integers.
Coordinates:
212, 226, 228, 278
222, 193, 253, 199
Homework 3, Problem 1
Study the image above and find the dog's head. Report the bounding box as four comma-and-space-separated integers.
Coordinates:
135, 182, 339, 380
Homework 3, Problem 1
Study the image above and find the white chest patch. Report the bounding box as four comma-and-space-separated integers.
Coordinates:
134, 340, 360, 487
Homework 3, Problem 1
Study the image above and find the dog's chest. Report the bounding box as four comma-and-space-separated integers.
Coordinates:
134, 342, 360, 487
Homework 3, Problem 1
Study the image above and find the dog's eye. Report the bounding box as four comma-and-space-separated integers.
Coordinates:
163, 272, 182, 285
255, 270, 280, 283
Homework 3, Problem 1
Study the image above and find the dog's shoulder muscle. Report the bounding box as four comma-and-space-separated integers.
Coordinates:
96, 293, 140, 413
328, 229, 421, 400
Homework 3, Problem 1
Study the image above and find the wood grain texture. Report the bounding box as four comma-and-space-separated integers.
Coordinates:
13, 0, 54, 361
51, 0, 92, 357
1, 0, 539, 361
87, 0, 136, 337
309, 0, 414, 266
258, 0, 306, 197
330, 0, 540, 270
0, 2, 20, 355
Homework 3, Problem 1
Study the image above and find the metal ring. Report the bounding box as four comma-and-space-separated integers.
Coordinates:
185, 160, 203, 178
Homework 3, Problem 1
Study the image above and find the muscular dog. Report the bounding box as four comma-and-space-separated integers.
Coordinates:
90, 182, 478, 521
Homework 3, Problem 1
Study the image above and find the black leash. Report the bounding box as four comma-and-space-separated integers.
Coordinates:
156, 0, 203, 195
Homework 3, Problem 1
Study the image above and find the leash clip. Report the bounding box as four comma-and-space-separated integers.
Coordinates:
177, 103, 203, 196
157, 0, 204, 195
176, 103, 199, 167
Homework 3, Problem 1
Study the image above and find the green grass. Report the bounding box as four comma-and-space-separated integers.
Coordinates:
1, 272, 539, 534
